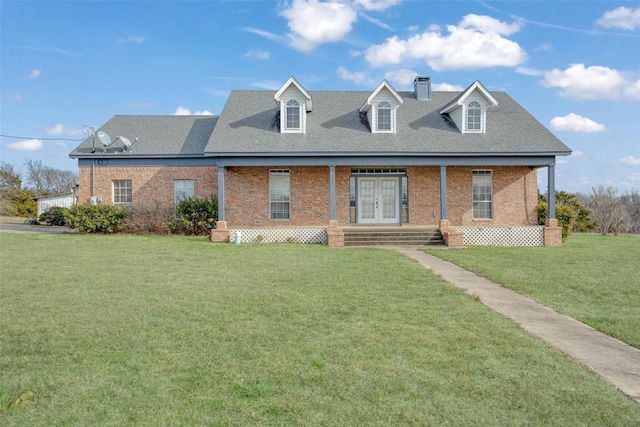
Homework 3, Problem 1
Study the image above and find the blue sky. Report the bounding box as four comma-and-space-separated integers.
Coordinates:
2, 0, 639, 194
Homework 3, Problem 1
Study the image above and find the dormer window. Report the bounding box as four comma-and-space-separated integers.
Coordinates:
377, 102, 391, 131
466, 101, 482, 132
286, 100, 301, 130
439, 81, 497, 134
274, 76, 313, 134
360, 80, 403, 134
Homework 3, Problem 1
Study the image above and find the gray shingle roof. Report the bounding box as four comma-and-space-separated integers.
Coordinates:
69, 115, 218, 158
204, 90, 571, 157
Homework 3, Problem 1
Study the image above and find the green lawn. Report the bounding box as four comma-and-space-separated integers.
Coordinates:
1, 233, 638, 426
425, 234, 640, 349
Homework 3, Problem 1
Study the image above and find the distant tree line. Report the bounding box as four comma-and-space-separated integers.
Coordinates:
539, 186, 640, 237
0, 159, 77, 217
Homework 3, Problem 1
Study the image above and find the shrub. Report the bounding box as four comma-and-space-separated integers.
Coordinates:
64, 204, 128, 233
119, 202, 181, 235
537, 201, 575, 240
176, 196, 218, 235
39, 206, 68, 226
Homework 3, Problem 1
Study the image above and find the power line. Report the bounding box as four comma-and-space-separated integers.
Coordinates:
0, 134, 86, 142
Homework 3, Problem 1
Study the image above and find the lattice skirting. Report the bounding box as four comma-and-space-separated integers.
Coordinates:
230, 228, 328, 244
454, 226, 544, 246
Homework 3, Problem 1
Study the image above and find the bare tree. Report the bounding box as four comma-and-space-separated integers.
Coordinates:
587, 186, 632, 235
621, 188, 640, 234
23, 158, 77, 197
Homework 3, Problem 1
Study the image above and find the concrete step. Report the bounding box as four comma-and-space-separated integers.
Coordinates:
342, 227, 444, 246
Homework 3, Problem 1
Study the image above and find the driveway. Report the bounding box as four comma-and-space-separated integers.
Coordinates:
0, 222, 77, 234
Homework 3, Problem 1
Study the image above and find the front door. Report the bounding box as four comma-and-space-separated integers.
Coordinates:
357, 177, 399, 224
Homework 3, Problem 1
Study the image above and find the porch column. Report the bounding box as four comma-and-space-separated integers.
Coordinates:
329, 165, 336, 221
548, 164, 556, 220
218, 166, 225, 221
440, 165, 447, 220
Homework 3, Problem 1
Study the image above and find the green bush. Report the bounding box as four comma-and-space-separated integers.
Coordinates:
39, 206, 69, 226
64, 204, 128, 233
176, 196, 218, 235
537, 201, 575, 240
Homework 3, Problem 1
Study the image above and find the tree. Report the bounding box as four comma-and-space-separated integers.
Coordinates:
0, 161, 23, 215
537, 190, 594, 238
620, 189, 640, 234
586, 186, 632, 235
23, 158, 77, 197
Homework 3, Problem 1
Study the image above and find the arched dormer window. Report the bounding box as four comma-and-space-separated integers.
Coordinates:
466, 101, 482, 132
286, 100, 301, 130
377, 102, 391, 131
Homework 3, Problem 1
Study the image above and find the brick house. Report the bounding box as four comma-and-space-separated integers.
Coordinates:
69, 76, 570, 246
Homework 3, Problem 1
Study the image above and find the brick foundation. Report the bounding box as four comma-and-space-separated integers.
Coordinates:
327, 220, 344, 247
210, 221, 230, 243
439, 219, 464, 247
543, 219, 562, 247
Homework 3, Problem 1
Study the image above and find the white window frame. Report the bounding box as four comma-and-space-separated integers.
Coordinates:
472, 170, 492, 219
285, 100, 301, 131
174, 179, 195, 206
113, 180, 132, 204
376, 101, 392, 132
465, 101, 483, 133
270, 170, 290, 220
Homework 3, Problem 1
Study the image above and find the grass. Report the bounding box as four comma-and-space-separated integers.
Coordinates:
425, 234, 640, 349
1, 233, 639, 425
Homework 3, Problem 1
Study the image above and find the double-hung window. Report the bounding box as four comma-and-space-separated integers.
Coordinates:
286, 100, 300, 130
466, 101, 482, 132
472, 170, 492, 219
174, 180, 195, 206
377, 102, 391, 131
113, 180, 132, 204
270, 170, 290, 220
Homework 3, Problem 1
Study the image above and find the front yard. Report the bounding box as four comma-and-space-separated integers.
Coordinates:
1, 233, 638, 425
426, 234, 640, 349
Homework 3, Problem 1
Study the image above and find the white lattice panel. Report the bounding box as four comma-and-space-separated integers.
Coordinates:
455, 226, 544, 246
231, 228, 327, 244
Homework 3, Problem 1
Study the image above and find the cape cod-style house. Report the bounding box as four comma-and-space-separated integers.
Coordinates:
69, 76, 571, 246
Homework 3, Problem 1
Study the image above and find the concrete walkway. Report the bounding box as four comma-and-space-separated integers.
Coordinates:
393, 247, 640, 403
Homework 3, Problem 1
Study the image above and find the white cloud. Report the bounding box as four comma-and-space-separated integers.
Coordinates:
337, 66, 377, 87
241, 27, 283, 42
354, 0, 401, 11
384, 68, 417, 89
432, 82, 464, 91
250, 80, 282, 90
349, 49, 363, 57
45, 123, 84, 136
7, 93, 24, 101
173, 107, 213, 116
29, 69, 41, 79
6, 139, 43, 151
280, 0, 358, 52
542, 64, 640, 101
244, 49, 270, 60
550, 113, 606, 132
360, 12, 392, 30
364, 14, 526, 70
118, 36, 145, 44
515, 66, 544, 76
533, 42, 553, 52
620, 156, 640, 166
597, 6, 640, 30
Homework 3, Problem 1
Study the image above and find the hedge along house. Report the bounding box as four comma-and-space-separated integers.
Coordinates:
69, 76, 571, 247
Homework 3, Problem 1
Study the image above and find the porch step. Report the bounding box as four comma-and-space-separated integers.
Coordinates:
342, 227, 445, 246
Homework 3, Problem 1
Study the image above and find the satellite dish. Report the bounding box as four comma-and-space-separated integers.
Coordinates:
97, 131, 112, 147
119, 136, 132, 150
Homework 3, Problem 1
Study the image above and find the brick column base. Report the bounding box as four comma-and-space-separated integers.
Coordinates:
439, 219, 464, 247
327, 220, 344, 247
544, 219, 562, 247
210, 221, 230, 243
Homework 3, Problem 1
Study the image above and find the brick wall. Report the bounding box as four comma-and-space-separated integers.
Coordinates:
78, 163, 537, 228
78, 165, 217, 206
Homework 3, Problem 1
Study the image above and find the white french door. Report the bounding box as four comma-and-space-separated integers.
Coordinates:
357, 177, 400, 224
